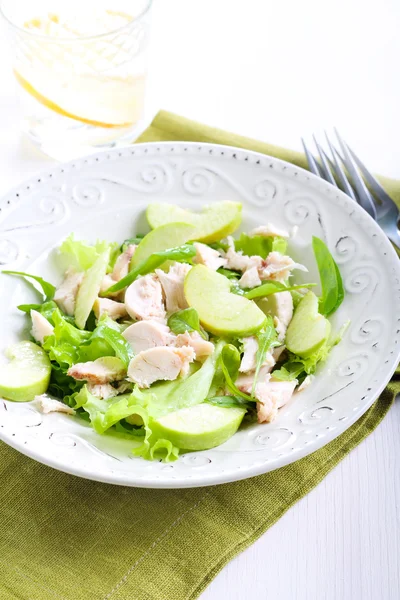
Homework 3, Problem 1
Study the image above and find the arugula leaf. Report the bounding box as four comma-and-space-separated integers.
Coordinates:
217, 268, 241, 280
312, 236, 344, 316
252, 317, 279, 395
83, 315, 134, 367
220, 345, 253, 401
205, 395, 253, 410
17, 300, 61, 322
234, 234, 287, 258
3, 270, 55, 300
167, 308, 208, 340
102, 244, 196, 294
245, 281, 316, 300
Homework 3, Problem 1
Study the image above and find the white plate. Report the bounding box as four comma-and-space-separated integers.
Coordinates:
0, 142, 399, 488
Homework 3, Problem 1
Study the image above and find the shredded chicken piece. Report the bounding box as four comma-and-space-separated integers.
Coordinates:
127, 345, 195, 388
86, 383, 119, 399
123, 320, 175, 354
54, 268, 84, 316
259, 252, 307, 282
112, 244, 137, 281
249, 224, 290, 238
93, 298, 128, 321
124, 274, 166, 322
34, 395, 75, 415
255, 380, 297, 423
155, 263, 192, 314
100, 274, 124, 300
238, 266, 261, 289
193, 242, 227, 271
30, 310, 54, 344
239, 337, 259, 373
68, 358, 126, 384
175, 331, 214, 360
223, 237, 263, 273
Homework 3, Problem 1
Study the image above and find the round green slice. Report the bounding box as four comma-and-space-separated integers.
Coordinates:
0, 341, 51, 402
150, 403, 246, 451
146, 201, 242, 243
285, 291, 331, 358
184, 265, 265, 336
75, 249, 110, 329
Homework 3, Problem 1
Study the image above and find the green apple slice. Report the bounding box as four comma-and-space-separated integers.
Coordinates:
131, 222, 196, 269
146, 201, 242, 243
0, 341, 51, 402
150, 403, 246, 451
75, 249, 110, 329
184, 265, 265, 336
285, 291, 331, 358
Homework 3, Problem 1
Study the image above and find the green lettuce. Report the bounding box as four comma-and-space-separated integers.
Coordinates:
167, 308, 208, 340
59, 234, 118, 272
235, 234, 287, 258
76, 341, 225, 461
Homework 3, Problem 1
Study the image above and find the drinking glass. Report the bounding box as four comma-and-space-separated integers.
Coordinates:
0, 0, 152, 159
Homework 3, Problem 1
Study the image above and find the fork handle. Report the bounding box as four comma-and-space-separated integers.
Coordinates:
386, 227, 400, 251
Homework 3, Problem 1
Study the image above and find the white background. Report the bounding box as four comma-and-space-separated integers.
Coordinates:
0, 1, 399, 599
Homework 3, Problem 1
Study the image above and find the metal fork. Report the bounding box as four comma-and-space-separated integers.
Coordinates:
301, 130, 400, 249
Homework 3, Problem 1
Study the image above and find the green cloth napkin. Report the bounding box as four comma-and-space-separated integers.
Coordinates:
1, 111, 399, 600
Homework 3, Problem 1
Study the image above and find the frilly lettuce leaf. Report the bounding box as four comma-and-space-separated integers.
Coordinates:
75, 341, 225, 462
59, 234, 118, 272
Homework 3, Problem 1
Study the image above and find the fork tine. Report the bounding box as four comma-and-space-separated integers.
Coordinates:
324, 132, 357, 201
346, 144, 398, 214
312, 136, 336, 186
301, 138, 323, 178
334, 129, 377, 219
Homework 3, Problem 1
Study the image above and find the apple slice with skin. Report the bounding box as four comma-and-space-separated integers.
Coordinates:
184, 265, 266, 336
285, 291, 331, 358
0, 341, 51, 402
150, 403, 246, 451
131, 222, 196, 269
75, 249, 110, 329
146, 201, 242, 243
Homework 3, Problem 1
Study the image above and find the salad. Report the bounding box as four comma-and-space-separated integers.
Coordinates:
0, 201, 346, 462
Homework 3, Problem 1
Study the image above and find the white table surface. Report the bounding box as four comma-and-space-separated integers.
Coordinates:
0, 1, 399, 599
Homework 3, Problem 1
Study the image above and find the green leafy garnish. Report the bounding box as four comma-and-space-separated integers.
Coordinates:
217, 268, 241, 279
252, 317, 279, 395
80, 315, 134, 367
205, 395, 253, 410
244, 281, 316, 300
220, 345, 253, 401
235, 234, 287, 258
312, 236, 344, 316
167, 308, 208, 339
102, 244, 196, 294
3, 271, 55, 300
59, 234, 117, 272
271, 363, 304, 381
